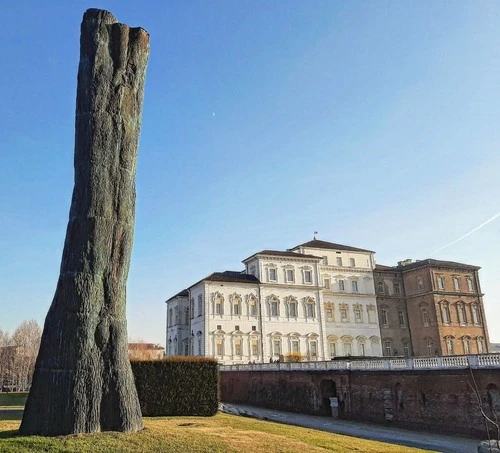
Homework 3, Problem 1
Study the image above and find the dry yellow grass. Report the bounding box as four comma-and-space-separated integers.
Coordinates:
0, 414, 434, 453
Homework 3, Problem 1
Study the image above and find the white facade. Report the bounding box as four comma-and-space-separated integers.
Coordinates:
165, 239, 382, 364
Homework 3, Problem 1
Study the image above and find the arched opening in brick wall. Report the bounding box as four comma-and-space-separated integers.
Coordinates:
320, 379, 337, 416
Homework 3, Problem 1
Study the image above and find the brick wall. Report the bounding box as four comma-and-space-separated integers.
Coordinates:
221, 368, 500, 437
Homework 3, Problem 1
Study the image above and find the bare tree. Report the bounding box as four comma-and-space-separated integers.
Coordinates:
11, 321, 41, 391
0, 329, 14, 391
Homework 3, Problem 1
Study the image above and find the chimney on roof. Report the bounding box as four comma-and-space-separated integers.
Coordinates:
398, 259, 413, 267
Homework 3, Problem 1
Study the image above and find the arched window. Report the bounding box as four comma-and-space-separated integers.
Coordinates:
231, 294, 242, 316
440, 301, 451, 324
197, 295, 203, 317
233, 334, 243, 357
214, 292, 224, 316
357, 336, 367, 356
286, 296, 298, 318
445, 335, 455, 355
457, 302, 467, 325
471, 304, 481, 325
420, 304, 430, 326
248, 295, 258, 317
305, 297, 316, 319
270, 332, 282, 357
197, 331, 202, 356
250, 333, 260, 357
214, 331, 225, 357
353, 304, 363, 323
327, 335, 338, 359
340, 303, 349, 322
342, 336, 353, 356
477, 336, 485, 353
289, 333, 300, 354
269, 295, 280, 317
462, 336, 471, 354
307, 333, 319, 360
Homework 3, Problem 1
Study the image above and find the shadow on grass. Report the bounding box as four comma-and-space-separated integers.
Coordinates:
0, 429, 19, 439
0, 410, 23, 421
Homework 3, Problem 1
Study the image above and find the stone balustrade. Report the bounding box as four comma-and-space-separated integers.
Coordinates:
220, 353, 500, 372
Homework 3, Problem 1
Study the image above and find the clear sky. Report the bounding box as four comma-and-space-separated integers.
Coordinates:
1, 1, 499, 347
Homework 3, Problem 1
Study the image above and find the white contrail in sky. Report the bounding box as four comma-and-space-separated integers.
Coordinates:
431, 211, 500, 256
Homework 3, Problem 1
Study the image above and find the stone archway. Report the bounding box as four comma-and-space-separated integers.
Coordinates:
319, 379, 337, 416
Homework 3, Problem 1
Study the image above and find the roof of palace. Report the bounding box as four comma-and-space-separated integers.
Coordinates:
242, 249, 322, 262
291, 239, 374, 253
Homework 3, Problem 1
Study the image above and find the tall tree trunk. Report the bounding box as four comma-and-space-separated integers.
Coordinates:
20, 9, 149, 436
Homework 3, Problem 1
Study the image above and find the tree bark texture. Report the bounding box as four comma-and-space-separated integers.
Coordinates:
20, 9, 149, 436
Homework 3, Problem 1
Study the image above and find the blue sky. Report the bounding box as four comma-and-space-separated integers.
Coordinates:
1, 1, 499, 346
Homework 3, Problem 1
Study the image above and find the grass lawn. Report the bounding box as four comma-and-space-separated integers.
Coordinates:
0, 408, 433, 453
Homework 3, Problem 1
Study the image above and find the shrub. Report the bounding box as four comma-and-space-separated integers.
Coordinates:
284, 352, 305, 363
131, 357, 219, 416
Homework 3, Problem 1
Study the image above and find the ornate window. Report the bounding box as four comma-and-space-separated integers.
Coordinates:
305, 297, 316, 319
453, 277, 461, 291
437, 275, 445, 290
250, 334, 260, 357
466, 278, 474, 292
417, 276, 424, 292
324, 278, 331, 289
440, 301, 451, 324
290, 334, 300, 354
445, 336, 455, 355
190, 298, 195, 318
307, 336, 318, 360
327, 336, 338, 359
342, 336, 353, 356
286, 296, 298, 318
213, 292, 224, 315
271, 333, 282, 357
471, 304, 481, 325
303, 269, 312, 284
338, 279, 345, 291
340, 304, 349, 322
285, 269, 295, 283
394, 283, 401, 295
233, 335, 243, 357
477, 336, 485, 353
230, 294, 242, 316
462, 336, 471, 354
268, 267, 277, 282
357, 336, 367, 356
336, 256, 343, 266
353, 304, 362, 323
457, 302, 467, 325
350, 258, 356, 268
248, 295, 258, 317
325, 303, 334, 322
269, 295, 280, 317
377, 281, 384, 294
421, 305, 430, 326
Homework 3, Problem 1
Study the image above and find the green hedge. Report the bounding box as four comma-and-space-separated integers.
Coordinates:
131, 357, 220, 416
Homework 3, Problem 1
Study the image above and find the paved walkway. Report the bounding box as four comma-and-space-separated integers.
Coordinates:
220, 403, 480, 453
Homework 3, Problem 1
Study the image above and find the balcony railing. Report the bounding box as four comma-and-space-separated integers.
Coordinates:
219, 354, 500, 372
